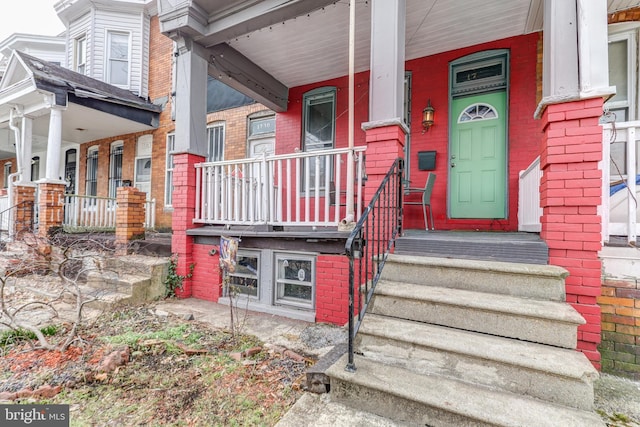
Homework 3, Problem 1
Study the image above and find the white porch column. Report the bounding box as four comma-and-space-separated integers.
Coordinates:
20, 116, 33, 183
45, 107, 63, 182
577, 0, 615, 98
368, 0, 406, 123
542, 0, 579, 101
174, 36, 208, 156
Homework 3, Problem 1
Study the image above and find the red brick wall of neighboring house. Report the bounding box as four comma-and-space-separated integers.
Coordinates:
599, 278, 640, 380
75, 15, 272, 232
277, 32, 543, 231
206, 104, 272, 161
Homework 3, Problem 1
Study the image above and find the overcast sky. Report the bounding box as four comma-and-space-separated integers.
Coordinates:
0, 0, 65, 42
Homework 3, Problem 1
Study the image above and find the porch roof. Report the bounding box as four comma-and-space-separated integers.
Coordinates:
159, 0, 640, 111
0, 50, 161, 159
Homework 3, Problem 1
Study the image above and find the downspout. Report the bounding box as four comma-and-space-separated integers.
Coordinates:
341, 0, 356, 226
7, 108, 23, 237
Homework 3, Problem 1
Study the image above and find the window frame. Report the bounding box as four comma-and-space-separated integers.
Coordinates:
273, 252, 316, 310
3, 162, 12, 188
106, 30, 131, 87
607, 30, 636, 121
207, 122, 225, 162
165, 133, 175, 208
85, 146, 99, 197
227, 249, 261, 299
75, 35, 87, 75
301, 87, 337, 194
108, 141, 124, 199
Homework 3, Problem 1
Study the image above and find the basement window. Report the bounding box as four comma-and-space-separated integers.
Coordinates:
227, 250, 260, 298
274, 253, 315, 309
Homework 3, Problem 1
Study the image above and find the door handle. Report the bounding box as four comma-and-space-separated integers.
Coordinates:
451, 163, 456, 168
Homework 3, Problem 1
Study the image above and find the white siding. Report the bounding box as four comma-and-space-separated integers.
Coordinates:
66, 11, 92, 72
93, 9, 146, 96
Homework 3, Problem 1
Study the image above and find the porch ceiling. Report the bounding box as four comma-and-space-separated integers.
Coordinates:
170, 0, 640, 92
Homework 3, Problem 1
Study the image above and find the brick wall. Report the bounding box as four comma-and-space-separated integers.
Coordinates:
316, 254, 350, 324
599, 279, 640, 379
540, 98, 604, 368
206, 104, 272, 161
278, 32, 543, 231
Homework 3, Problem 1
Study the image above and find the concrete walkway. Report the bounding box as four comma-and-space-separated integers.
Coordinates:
157, 298, 640, 427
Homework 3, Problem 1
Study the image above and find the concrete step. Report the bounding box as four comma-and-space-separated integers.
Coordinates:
84, 271, 158, 304
356, 314, 598, 410
62, 284, 132, 311
327, 354, 605, 427
381, 254, 568, 301
370, 280, 585, 348
395, 231, 549, 265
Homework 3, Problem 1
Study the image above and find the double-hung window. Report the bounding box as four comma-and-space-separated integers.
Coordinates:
108, 142, 123, 198
85, 147, 98, 197
165, 133, 175, 208
75, 36, 86, 75
607, 27, 640, 178
107, 31, 130, 86
3, 163, 12, 188
207, 122, 225, 162
302, 87, 336, 193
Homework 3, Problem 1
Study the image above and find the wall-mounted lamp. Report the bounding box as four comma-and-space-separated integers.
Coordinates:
422, 99, 435, 133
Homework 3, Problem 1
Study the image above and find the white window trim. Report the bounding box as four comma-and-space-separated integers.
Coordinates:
85, 146, 99, 197
226, 249, 261, 300
3, 162, 12, 188
165, 133, 175, 208
106, 30, 131, 88
75, 35, 87, 75
274, 252, 316, 310
108, 141, 124, 199
207, 122, 225, 162
607, 30, 636, 121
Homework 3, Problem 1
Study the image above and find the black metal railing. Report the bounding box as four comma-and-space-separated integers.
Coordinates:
0, 200, 36, 240
345, 158, 404, 372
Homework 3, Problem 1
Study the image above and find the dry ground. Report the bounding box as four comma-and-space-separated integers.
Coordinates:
0, 306, 309, 426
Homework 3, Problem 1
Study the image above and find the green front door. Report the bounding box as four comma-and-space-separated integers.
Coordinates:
449, 91, 507, 218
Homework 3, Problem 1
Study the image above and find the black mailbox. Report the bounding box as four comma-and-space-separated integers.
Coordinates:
418, 151, 436, 171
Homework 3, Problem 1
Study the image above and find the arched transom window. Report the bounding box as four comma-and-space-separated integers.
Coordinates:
457, 103, 499, 123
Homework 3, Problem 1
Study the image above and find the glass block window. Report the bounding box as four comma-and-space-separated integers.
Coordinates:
228, 251, 260, 298
458, 103, 498, 122
274, 253, 315, 309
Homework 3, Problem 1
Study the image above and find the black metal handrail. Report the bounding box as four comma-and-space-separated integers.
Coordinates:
345, 158, 404, 372
0, 200, 36, 238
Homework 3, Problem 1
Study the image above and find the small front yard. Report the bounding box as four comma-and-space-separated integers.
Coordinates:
0, 306, 308, 426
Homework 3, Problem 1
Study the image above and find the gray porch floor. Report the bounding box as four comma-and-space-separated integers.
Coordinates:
395, 230, 549, 265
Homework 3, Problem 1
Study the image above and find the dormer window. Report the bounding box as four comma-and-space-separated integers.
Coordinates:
107, 31, 130, 86
75, 36, 86, 75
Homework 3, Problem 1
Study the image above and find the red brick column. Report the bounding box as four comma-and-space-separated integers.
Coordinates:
115, 187, 146, 251
540, 97, 604, 368
13, 185, 36, 236
363, 124, 405, 203
37, 183, 65, 238
171, 153, 205, 298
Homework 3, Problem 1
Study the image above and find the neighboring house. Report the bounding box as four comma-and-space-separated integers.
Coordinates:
0, 0, 272, 231
154, 0, 640, 379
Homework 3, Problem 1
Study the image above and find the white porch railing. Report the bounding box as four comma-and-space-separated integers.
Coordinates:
602, 122, 639, 244
518, 156, 543, 232
195, 147, 367, 227
517, 123, 640, 244
63, 195, 156, 230
145, 199, 156, 230
63, 195, 117, 230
